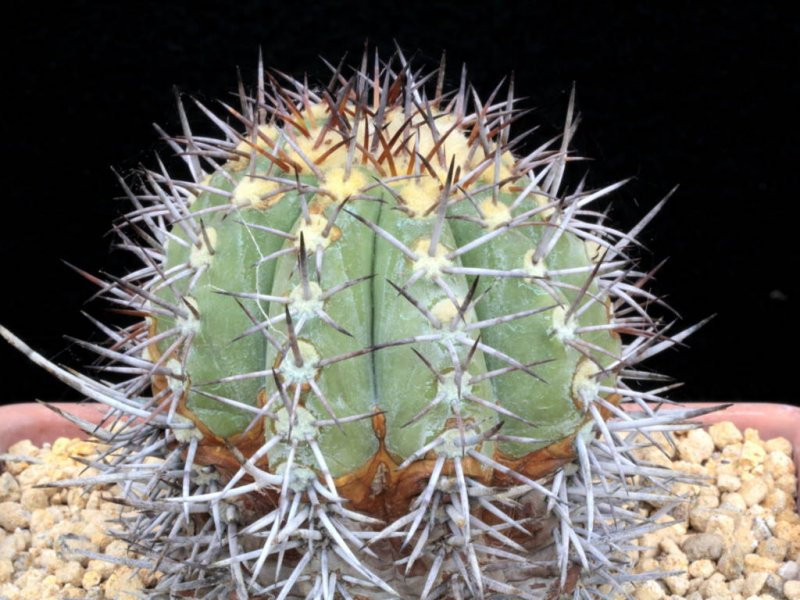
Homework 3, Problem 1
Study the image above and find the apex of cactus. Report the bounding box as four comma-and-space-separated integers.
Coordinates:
0, 46, 715, 599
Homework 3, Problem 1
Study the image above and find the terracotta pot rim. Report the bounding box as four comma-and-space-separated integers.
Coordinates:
1, 400, 798, 509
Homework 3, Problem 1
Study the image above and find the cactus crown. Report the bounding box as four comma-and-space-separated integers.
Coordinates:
0, 47, 712, 599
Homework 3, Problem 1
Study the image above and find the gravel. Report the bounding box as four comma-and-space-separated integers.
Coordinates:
601, 421, 800, 600
0, 420, 798, 599
0, 437, 157, 598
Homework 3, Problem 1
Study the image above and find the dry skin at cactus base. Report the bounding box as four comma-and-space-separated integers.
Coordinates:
0, 47, 714, 599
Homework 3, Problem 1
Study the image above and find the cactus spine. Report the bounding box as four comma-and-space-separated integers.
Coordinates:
0, 48, 714, 599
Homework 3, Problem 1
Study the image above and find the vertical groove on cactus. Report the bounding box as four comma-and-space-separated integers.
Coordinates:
0, 45, 718, 599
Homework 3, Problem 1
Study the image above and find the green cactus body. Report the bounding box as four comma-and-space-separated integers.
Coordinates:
0, 49, 708, 600
148, 97, 621, 498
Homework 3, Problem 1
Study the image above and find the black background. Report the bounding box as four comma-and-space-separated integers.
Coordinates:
1, 2, 797, 405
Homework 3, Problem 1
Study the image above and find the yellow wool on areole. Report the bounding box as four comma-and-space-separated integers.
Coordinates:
228, 101, 517, 218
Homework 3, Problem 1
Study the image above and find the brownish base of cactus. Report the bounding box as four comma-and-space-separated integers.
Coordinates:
174, 392, 622, 521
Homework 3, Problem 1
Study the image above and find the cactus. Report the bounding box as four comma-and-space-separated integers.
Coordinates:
0, 48, 715, 599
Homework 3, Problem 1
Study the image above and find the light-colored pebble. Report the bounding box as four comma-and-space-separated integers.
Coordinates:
721, 492, 747, 512
763, 574, 786, 597
7, 439, 39, 457
87, 557, 116, 579
36, 547, 60, 571
682, 532, 726, 561
763, 488, 789, 513
55, 561, 84, 586
688, 506, 715, 531
664, 576, 690, 597
0, 558, 13, 583
20, 488, 48, 511
678, 429, 716, 464
0, 501, 31, 531
82, 568, 102, 588
729, 575, 745, 594
740, 477, 769, 506
709, 421, 744, 448
757, 538, 789, 563
732, 525, 758, 553
634, 579, 666, 600
699, 571, 730, 597
775, 473, 798, 495
764, 436, 793, 456
778, 560, 799, 580
784, 580, 800, 600
765, 450, 796, 477
744, 553, 781, 575
740, 440, 768, 469
688, 558, 716, 579
718, 474, 743, 492
29, 506, 57, 534
743, 428, 763, 445
0, 472, 21, 502
103, 566, 144, 598
743, 572, 769, 596
718, 547, 746, 579
706, 513, 736, 540
774, 521, 800, 554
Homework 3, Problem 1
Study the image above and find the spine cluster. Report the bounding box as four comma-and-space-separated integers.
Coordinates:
0, 47, 714, 599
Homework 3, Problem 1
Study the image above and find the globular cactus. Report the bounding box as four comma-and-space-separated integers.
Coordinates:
1, 48, 715, 599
